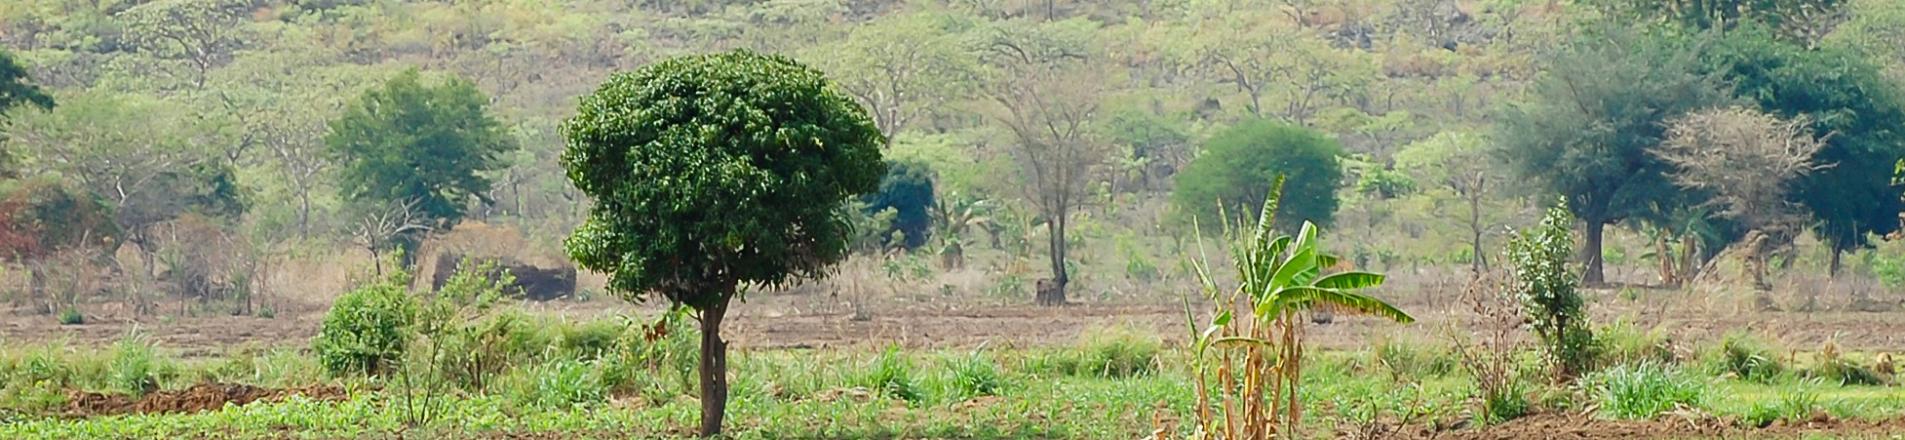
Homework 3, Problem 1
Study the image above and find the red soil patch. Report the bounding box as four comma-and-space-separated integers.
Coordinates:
64, 383, 347, 417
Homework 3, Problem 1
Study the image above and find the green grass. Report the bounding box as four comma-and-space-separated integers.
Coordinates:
9, 319, 1905, 439
1581, 362, 1706, 419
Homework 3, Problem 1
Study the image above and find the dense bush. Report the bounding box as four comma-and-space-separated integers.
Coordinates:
313, 271, 417, 376
863, 161, 936, 250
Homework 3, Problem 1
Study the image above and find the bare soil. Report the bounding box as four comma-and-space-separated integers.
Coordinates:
63, 383, 347, 417
6, 283, 1905, 356
1408, 411, 1905, 440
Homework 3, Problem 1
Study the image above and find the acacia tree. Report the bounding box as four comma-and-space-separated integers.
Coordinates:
1657, 107, 1826, 289
327, 69, 516, 261
1496, 25, 1726, 285
561, 50, 884, 437
979, 18, 1109, 306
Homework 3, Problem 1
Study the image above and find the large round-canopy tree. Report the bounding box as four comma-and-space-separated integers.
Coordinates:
560, 50, 885, 437
1172, 120, 1343, 233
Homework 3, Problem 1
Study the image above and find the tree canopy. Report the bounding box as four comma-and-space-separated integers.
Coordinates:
1495, 25, 1729, 284
1174, 120, 1343, 233
1700, 26, 1905, 257
327, 69, 516, 236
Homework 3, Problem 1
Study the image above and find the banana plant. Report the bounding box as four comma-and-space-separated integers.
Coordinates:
1183, 175, 1413, 439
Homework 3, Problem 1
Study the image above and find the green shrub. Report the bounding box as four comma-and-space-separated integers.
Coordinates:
56, 308, 83, 326
867, 346, 919, 402
313, 271, 417, 376
559, 319, 626, 360
1705, 333, 1784, 383
1598, 320, 1674, 368
948, 352, 1004, 399
1582, 362, 1705, 419
1509, 203, 1597, 379
107, 335, 160, 397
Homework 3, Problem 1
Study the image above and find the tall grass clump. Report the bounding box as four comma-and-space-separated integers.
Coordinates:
867, 346, 920, 402
1581, 362, 1705, 419
107, 333, 162, 397
947, 352, 1005, 399
601, 308, 698, 400
500, 358, 607, 410
1597, 319, 1674, 368
313, 268, 416, 376
1373, 337, 1456, 380
1742, 378, 1822, 427
1075, 326, 1162, 378
1704, 332, 1785, 383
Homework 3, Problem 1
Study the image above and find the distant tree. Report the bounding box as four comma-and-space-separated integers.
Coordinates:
978, 18, 1110, 306
1181, 12, 1377, 123
1658, 107, 1826, 288
1496, 25, 1728, 285
0, 49, 53, 178
5, 91, 239, 276
810, 12, 978, 147
1174, 120, 1343, 233
0, 176, 120, 313
0, 50, 53, 117
117, 0, 253, 90
327, 69, 516, 260
863, 161, 936, 250
1099, 105, 1192, 193
1701, 28, 1905, 275
1396, 131, 1495, 271
561, 50, 884, 437
1591, 0, 1848, 45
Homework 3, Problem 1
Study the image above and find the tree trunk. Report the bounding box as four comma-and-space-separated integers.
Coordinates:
1828, 244, 1843, 277
1469, 192, 1486, 272
1582, 221, 1606, 286
28, 267, 46, 314
296, 190, 313, 239
697, 301, 731, 437
1038, 214, 1068, 306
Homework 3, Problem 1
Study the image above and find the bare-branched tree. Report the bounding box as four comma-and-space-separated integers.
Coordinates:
1657, 106, 1828, 288
979, 22, 1108, 305
350, 198, 432, 276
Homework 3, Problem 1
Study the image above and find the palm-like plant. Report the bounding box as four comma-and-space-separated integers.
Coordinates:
1185, 176, 1414, 439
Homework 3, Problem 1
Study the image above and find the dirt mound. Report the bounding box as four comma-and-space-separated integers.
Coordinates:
65, 383, 347, 417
